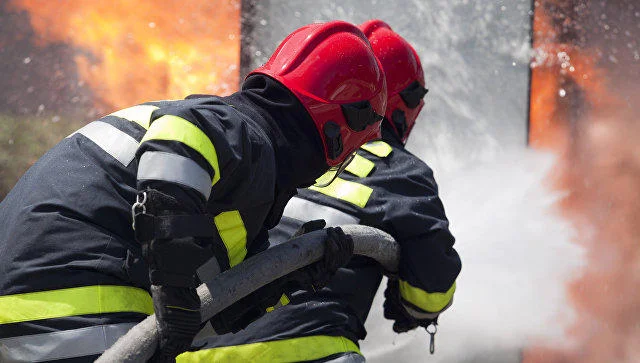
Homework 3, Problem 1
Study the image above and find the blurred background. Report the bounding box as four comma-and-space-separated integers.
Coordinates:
1, 0, 638, 361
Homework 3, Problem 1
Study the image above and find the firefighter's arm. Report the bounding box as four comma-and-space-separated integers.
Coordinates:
133, 102, 245, 360
381, 164, 460, 332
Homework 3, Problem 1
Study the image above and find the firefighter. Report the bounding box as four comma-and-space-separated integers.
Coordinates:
179, 20, 462, 363
0, 21, 387, 362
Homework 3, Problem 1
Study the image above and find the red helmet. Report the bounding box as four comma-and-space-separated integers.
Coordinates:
249, 21, 387, 166
359, 20, 428, 143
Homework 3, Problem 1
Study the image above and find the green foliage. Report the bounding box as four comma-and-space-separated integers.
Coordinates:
0, 113, 84, 198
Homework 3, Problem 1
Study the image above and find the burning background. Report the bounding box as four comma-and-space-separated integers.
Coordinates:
525, 0, 640, 362
0, 0, 639, 361
0, 0, 240, 193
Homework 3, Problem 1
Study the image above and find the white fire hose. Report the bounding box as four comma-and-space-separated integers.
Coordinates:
97, 225, 399, 362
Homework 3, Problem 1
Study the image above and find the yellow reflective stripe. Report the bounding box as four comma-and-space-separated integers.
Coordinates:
0, 285, 154, 325
399, 280, 456, 313
265, 294, 290, 313
279, 294, 290, 306
141, 115, 221, 185
109, 105, 159, 130
344, 153, 375, 177
177, 335, 361, 363
361, 140, 392, 157
214, 210, 247, 267
309, 177, 373, 208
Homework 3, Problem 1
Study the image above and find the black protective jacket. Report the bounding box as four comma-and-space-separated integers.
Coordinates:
0, 75, 326, 362
186, 125, 461, 362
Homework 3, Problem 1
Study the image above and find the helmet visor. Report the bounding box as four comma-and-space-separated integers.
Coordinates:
313, 151, 357, 188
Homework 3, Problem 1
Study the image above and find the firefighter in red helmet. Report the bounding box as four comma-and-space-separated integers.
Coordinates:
181, 20, 460, 362
0, 21, 386, 362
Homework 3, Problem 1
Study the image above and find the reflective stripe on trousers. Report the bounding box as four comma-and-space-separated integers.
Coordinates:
0, 323, 137, 362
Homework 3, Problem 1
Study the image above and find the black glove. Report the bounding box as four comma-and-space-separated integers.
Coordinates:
290, 226, 354, 291
209, 278, 287, 334
291, 219, 326, 238
383, 278, 438, 333
133, 188, 214, 361
149, 285, 201, 363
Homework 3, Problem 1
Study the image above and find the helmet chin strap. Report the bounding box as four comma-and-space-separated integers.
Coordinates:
313, 151, 357, 188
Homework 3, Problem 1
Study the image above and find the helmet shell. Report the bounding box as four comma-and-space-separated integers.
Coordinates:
360, 19, 426, 143
250, 21, 387, 166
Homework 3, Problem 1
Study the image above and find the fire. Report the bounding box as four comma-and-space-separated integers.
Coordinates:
7, 0, 241, 110
526, 1, 640, 362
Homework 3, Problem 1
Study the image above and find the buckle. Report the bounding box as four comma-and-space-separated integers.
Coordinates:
131, 191, 147, 230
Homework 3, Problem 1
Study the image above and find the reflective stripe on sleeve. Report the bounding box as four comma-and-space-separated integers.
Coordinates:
0, 286, 154, 325
283, 197, 359, 226
109, 105, 159, 129
213, 211, 247, 267
73, 121, 139, 166
399, 280, 456, 313
265, 294, 290, 313
360, 140, 393, 157
141, 115, 221, 185
344, 153, 375, 177
309, 178, 373, 208
0, 322, 137, 363
177, 335, 361, 363
138, 151, 213, 200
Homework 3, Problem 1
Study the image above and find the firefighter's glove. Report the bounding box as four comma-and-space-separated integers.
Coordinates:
383, 278, 440, 333
291, 219, 326, 238
209, 278, 287, 334
290, 227, 354, 291
149, 285, 201, 362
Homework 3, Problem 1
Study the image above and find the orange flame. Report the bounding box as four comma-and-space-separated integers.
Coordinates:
526, 1, 640, 362
7, 0, 241, 110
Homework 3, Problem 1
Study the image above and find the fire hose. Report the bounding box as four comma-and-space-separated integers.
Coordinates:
97, 225, 399, 362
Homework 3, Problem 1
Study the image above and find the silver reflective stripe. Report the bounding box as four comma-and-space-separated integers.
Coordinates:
322, 352, 366, 363
283, 197, 359, 227
402, 297, 452, 320
74, 121, 139, 166
0, 322, 136, 363
138, 151, 213, 200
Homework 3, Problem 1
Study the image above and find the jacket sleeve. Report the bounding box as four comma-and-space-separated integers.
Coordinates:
375, 154, 461, 315
134, 98, 251, 270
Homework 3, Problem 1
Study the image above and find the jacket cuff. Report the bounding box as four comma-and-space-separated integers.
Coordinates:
399, 279, 456, 313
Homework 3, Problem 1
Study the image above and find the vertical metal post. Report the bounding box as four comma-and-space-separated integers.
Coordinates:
240, 0, 258, 83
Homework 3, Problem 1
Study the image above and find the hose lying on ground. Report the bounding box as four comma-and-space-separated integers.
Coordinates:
97, 225, 399, 362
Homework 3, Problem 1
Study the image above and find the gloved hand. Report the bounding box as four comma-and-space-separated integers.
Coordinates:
150, 285, 201, 362
290, 226, 354, 291
383, 278, 439, 333
291, 219, 326, 238
209, 278, 287, 334
133, 188, 214, 361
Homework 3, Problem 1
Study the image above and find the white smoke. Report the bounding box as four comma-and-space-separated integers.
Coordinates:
361, 149, 585, 362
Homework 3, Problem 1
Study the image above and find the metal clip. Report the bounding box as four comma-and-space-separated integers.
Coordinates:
131, 191, 147, 230
426, 322, 437, 355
